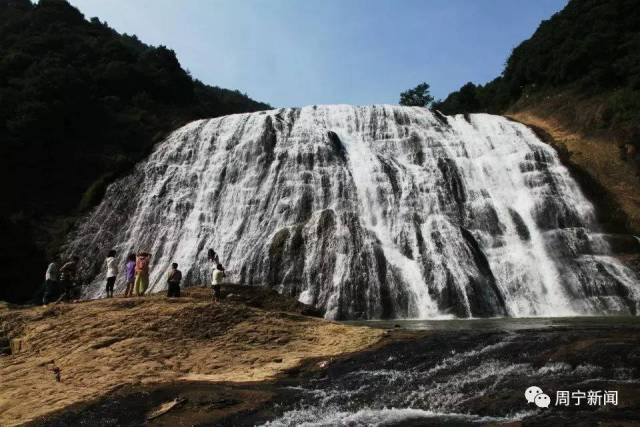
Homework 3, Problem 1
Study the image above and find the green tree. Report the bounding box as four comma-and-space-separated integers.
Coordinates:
399, 82, 434, 107
436, 0, 640, 119
0, 0, 271, 304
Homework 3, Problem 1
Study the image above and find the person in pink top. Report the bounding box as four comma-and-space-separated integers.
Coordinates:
134, 252, 151, 296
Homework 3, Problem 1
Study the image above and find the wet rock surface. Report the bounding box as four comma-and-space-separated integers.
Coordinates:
29, 318, 640, 427
65, 106, 640, 319
0, 287, 381, 426
27, 382, 272, 427
219, 318, 640, 426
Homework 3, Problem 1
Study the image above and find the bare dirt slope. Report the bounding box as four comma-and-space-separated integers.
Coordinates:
508, 110, 640, 234
0, 286, 383, 426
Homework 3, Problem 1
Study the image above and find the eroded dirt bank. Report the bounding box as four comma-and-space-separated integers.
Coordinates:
0, 286, 383, 426
507, 111, 640, 276
507, 110, 640, 235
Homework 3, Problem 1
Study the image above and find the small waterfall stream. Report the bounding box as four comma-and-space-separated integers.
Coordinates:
65, 105, 639, 319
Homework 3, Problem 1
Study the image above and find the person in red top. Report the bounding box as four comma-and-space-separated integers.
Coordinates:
134, 252, 151, 296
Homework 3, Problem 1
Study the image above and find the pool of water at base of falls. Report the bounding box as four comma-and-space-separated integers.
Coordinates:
343, 315, 640, 331
220, 316, 640, 427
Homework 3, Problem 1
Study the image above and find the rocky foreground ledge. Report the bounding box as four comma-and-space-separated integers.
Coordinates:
0, 286, 383, 426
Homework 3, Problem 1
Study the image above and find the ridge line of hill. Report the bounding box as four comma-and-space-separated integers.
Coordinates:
434, 0, 640, 235
0, 0, 271, 303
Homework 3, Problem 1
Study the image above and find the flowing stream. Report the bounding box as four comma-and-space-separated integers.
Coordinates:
32, 317, 640, 427
233, 317, 640, 426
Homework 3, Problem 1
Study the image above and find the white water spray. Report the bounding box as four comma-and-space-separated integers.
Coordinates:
65, 105, 639, 319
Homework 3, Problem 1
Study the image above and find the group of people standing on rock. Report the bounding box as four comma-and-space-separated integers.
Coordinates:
42, 247, 226, 305
104, 251, 152, 298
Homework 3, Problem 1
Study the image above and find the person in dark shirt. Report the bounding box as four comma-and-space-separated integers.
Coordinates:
207, 248, 220, 264
59, 256, 79, 302
166, 263, 182, 298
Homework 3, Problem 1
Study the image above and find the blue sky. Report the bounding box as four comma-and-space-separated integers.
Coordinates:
69, 0, 568, 108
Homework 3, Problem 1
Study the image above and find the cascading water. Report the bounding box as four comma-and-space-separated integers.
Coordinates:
230, 319, 640, 427
64, 105, 639, 319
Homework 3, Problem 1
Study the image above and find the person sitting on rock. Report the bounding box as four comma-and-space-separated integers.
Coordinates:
134, 252, 151, 296
166, 263, 182, 298
211, 263, 225, 302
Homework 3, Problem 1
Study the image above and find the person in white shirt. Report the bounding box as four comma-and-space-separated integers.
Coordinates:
43, 260, 59, 305
105, 250, 118, 298
211, 263, 225, 302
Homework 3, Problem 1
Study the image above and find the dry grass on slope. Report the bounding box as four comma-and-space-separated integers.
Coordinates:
507, 110, 640, 235
0, 287, 383, 427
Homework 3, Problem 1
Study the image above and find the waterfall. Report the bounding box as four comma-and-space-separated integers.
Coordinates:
64, 105, 639, 319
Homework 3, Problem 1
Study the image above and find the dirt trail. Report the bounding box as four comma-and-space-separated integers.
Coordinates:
0, 287, 383, 426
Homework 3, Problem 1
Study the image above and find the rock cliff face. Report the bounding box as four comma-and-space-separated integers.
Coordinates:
65, 105, 639, 319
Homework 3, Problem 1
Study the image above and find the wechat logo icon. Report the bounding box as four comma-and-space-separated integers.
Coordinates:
525, 386, 551, 408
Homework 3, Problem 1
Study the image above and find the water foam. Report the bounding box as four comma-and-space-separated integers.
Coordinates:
65, 105, 639, 319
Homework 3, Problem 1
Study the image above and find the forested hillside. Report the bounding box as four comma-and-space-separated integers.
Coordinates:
0, 0, 270, 302
434, 0, 640, 237
434, 0, 639, 142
